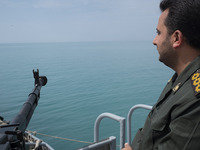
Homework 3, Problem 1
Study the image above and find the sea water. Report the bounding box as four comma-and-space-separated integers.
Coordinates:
0, 41, 173, 149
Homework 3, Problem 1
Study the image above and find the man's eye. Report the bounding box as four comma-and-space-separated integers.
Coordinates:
156, 30, 161, 35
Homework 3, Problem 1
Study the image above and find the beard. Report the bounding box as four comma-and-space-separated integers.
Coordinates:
158, 39, 177, 69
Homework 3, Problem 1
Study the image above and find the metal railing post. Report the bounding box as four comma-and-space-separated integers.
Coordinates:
94, 113, 125, 150
127, 104, 152, 145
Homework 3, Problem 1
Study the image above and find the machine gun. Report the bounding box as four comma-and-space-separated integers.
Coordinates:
0, 69, 47, 150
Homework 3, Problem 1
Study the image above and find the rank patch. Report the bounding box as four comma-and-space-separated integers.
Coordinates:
191, 72, 200, 95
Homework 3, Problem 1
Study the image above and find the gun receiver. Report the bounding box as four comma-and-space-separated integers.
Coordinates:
0, 69, 47, 150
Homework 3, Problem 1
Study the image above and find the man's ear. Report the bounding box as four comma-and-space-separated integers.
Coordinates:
172, 30, 183, 48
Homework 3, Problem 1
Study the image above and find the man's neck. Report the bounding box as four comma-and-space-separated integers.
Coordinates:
175, 49, 200, 76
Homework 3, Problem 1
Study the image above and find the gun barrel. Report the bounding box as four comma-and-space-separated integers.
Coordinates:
10, 70, 47, 133
10, 85, 41, 132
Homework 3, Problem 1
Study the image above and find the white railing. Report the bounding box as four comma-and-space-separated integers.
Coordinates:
94, 113, 125, 150
127, 104, 152, 145
91, 104, 152, 149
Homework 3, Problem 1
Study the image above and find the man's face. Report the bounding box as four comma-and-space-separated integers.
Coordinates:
153, 9, 176, 67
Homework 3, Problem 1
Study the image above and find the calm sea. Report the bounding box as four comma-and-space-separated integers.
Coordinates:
0, 41, 173, 149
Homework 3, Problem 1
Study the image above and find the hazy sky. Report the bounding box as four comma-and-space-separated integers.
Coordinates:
0, 0, 160, 43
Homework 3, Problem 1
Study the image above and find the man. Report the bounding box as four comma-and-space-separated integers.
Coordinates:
123, 0, 200, 149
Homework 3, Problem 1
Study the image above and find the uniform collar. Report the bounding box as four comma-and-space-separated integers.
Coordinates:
154, 56, 200, 108
172, 56, 200, 93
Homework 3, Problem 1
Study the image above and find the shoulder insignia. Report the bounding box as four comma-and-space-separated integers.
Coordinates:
191, 71, 200, 95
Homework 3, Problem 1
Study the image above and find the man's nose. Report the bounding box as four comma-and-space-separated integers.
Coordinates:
153, 36, 158, 46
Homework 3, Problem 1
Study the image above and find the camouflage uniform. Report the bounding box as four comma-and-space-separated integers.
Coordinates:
131, 56, 200, 150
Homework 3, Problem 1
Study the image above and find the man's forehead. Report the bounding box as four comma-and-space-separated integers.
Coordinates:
157, 9, 169, 28
160, 9, 169, 22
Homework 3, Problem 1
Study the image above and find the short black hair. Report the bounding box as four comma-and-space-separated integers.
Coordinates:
160, 0, 200, 49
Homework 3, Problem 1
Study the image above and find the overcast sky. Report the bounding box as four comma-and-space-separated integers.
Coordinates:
0, 0, 160, 43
